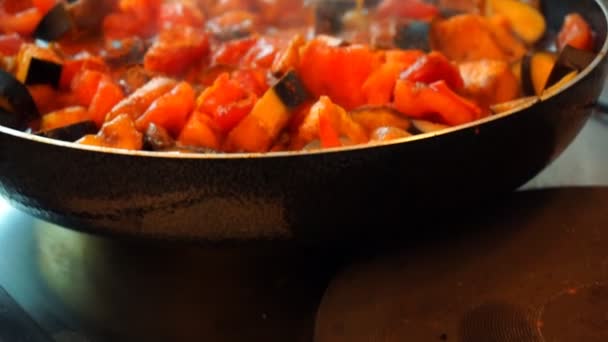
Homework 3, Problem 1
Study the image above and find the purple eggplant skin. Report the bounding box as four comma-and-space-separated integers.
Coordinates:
273, 71, 310, 109
23, 57, 63, 88
546, 45, 597, 86
0, 0, 605, 242
394, 21, 431, 51
0, 70, 40, 130
33, 3, 74, 42
36, 121, 97, 142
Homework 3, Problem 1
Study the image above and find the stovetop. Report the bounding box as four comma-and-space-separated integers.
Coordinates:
1, 109, 608, 341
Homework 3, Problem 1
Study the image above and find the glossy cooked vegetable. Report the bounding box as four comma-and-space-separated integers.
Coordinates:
0, 0, 599, 153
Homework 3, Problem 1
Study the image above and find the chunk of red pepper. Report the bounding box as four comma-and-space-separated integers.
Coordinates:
394, 80, 481, 126
400, 51, 464, 90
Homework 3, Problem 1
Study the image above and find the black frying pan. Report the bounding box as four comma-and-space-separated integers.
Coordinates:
0, 0, 607, 242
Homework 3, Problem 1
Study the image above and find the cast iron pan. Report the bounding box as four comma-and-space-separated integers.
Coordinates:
0, 0, 607, 242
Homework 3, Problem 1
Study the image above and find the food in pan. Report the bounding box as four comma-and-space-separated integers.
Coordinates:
0, 0, 599, 153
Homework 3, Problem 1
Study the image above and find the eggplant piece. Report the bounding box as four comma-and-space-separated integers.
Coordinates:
226, 71, 311, 152
36, 120, 97, 142
16, 45, 63, 88
521, 46, 596, 96
104, 38, 147, 67
21, 57, 63, 88
520, 51, 556, 96
272, 70, 310, 109
314, 0, 380, 35
394, 21, 431, 51
143, 123, 176, 151
0, 69, 40, 130
409, 119, 450, 134
545, 45, 596, 87
33, 3, 74, 42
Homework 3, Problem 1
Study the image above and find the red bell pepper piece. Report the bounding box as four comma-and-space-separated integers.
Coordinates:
394, 80, 481, 126
400, 51, 464, 90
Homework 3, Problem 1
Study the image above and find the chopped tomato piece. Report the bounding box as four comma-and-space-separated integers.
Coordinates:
394, 80, 482, 126
72, 70, 106, 107
298, 36, 382, 110
241, 37, 284, 69
362, 50, 424, 105
60, 55, 108, 90
212, 36, 259, 66
178, 112, 221, 150
106, 77, 177, 122
89, 79, 125, 127
135, 82, 196, 136
197, 73, 256, 134
558, 13, 595, 51
41, 106, 90, 131
144, 26, 210, 76
0, 8, 43, 36
231, 69, 269, 96
32, 0, 57, 15
0, 33, 24, 55
400, 51, 464, 90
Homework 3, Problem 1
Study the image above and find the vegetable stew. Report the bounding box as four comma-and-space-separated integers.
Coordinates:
0, 0, 599, 153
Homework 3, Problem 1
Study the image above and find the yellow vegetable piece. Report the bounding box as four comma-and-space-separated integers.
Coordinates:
543, 71, 579, 97
530, 52, 556, 95
486, 0, 546, 44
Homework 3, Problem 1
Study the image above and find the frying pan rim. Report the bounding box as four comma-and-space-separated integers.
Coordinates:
1, 1, 607, 161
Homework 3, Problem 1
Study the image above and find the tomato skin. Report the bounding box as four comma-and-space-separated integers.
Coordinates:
558, 13, 594, 51
144, 26, 210, 76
